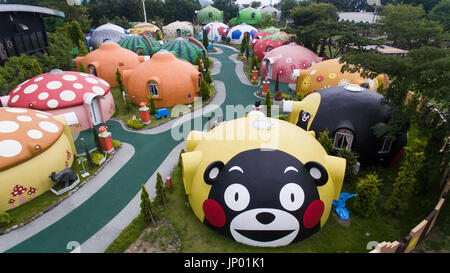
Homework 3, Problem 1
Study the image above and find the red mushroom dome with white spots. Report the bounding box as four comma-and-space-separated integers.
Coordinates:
8, 69, 110, 110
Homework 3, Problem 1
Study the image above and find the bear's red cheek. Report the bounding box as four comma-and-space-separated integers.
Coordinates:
303, 200, 324, 229
203, 199, 226, 228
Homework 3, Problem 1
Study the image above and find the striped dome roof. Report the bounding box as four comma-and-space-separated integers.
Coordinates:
161, 37, 203, 64
118, 35, 160, 55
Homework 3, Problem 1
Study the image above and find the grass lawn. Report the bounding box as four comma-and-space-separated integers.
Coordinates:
107, 145, 449, 253
0, 150, 113, 233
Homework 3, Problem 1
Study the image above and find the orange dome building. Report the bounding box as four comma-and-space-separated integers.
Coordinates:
121, 50, 202, 108
74, 42, 148, 87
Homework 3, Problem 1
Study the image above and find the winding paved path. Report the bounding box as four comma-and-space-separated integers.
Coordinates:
0, 44, 283, 253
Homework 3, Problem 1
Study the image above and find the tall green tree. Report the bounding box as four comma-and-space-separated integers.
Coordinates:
213, 0, 239, 22
429, 0, 450, 32
140, 184, 155, 225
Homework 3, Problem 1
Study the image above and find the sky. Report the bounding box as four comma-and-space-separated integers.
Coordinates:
236, 0, 281, 7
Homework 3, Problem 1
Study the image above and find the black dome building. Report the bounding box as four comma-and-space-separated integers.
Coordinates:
284, 84, 408, 165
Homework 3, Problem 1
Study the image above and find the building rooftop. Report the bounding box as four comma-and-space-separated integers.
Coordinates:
0, 4, 65, 18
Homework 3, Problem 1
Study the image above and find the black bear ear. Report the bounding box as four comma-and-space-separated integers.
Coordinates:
304, 161, 329, 186
203, 161, 225, 185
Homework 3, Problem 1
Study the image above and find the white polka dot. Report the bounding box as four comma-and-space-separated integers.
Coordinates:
99, 79, 109, 86
24, 84, 39, 94
80, 73, 89, 77
10, 95, 19, 103
47, 99, 59, 108
62, 75, 78, 81
38, 92, 49, 100
27, 129, 43, 139
92, 86, 105, 95
39, 121, 59, 133
310, 69, 317, 75
85, 77, 99, 84
0, 121, 19, 133
73, 83, 83, 89
5, 108, 27, 113
35, 113, 49, 119
34, 76, 44, 82
17, 115, 32, 122
60, 90, 76, 102
12, 86, 21, 93
0, 140, 22, 157
47, 81, 63, 90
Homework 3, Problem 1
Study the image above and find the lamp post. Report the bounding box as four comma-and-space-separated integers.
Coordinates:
142, 0, 147, 23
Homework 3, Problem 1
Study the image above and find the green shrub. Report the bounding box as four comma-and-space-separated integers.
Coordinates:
126, 119, 144, 129
0, 212, 11, 227
351, 173, 382, 218
317, 129, 334, 154
91, 151, 105, 166
336, 149, 359, 183
149, 96, 157, 115
200, 79, 211, 101
385, 138, 426, 215
112, 139, 121, 149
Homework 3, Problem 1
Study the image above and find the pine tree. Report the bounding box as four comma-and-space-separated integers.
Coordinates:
149, 95, 157, 115
78, 39, 89, 56
79, 63, 87, 73
92, 126, 104, 154
201, 79, 210, 101
154, 172, 166, 208
264, 90, 271, 117
275, 72, 280, 92
82, 139, 94, 167
240, 34, 248, 54
115, 68, 124, 91
202, 29, 208, 49
140, 184, 155, 225
351, 173, 382, 218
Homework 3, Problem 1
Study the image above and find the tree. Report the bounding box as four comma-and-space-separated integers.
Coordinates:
279, 0, 298, 21
92, 126, 104, 154
260, 14, 274, 29
251, 1, 261, 8
67, 21, 85, 47
115, 68, 125, 92
317, 129, 334, 154
351, 173, 382, 218
316, 0, 372, 12
153, 172, 166, 208
378, 4, 444, 49
264, 90, 271, 117
213, 0, 240, 22
240, 33, 248, 54
149, 95, 157, 115
202, 28, 208, 49
336, 149, 359, 183
140, 184, 155, 225
200, 79, 211, 101
385, 138, 426, 215
430, 0, 450, 32
82, 138, 94, 167
78, 39, 89, 56
79, 63, 87, 73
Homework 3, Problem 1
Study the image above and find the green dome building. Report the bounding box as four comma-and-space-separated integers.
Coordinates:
197, 6, 224, 25
237, 7, 262, 25
161, 37, 205, 64
118, 35, 161, 56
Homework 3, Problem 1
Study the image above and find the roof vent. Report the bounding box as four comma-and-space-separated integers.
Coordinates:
48, 69, 64, 75
344, 84, 363, 92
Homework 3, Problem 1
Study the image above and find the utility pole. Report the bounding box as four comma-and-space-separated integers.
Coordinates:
142, 0, 147, 23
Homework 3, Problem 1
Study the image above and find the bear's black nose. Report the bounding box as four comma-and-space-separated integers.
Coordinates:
256, 212, 275, 225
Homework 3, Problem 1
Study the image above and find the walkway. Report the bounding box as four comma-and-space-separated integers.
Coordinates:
0, 44, 287, 253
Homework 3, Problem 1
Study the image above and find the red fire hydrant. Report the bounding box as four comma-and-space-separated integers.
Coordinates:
262, 76, 270, 94
98, 125, 114, 153
139, 102, 151, 125
166, 176, 171, 190
252, 66, 258, 82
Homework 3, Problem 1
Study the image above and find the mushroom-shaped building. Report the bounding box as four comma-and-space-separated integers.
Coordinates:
162, 21, 194, 41
197, 6, 224, 25
284, 85, 407, 165
295, 58, 385, 96
226, 23, 258, 44
259, 6, 281, 22
181, 111, 346, 247
4, 70, 114, 131
121, 50, 202, 108
253, 32, 291, 61
89, 23, 128, 49
201, 21, 230, 42
0, 107, 76, 212
260, 43, 323, 84
75, 41, 148, 87
252, 26, 281, 43
237, 7, 262, 25
161, 37, 206, 64
129, 22, 162, 39
117, 34, 161, 56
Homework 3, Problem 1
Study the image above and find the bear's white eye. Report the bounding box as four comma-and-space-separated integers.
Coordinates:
279, 183, 305, 211
224, 184, 250, 212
